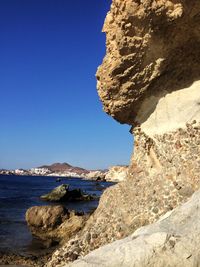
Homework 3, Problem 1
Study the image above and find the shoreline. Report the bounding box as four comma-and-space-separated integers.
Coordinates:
0, 251, 51, 267
0, 173, 107, 182
0, 165, 128, 183
0, 175, 114, 266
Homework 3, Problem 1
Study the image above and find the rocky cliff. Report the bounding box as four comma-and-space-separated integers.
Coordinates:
105, 165, 128, 182
67, 189, 200, 267
96, 0, 200, 130
47, 1, 200, 266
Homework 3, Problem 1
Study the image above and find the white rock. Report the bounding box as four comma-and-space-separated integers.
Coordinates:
105, 166, 128, 182
137, 81, 200, 137
67, 190, 200, 267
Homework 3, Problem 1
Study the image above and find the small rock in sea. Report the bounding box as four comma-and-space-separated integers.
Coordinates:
41, 184, 69, 201
40, 184, 94, 202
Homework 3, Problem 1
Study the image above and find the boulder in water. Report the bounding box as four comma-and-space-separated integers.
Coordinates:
26, 205, 86, 247
40, 184, 69, 201
40, 184, 94, 202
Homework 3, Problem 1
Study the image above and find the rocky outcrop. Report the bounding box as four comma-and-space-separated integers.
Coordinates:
41, 185, 69, 202
46, 1, 200, 266
105, 165, 128, 182
85, 167, 128, 182
26, 205, 86, 247
96, 0, 200, 128
41, 184, 94, 202
67, 189, 200, 267
85, 171, 106, 181
47, 143, 197, 266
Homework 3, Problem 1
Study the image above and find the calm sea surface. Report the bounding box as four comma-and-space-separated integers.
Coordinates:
0, 174, 114, 256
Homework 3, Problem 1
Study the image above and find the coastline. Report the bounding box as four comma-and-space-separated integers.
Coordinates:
0, 165, 128, 183
0, 175, 114, 266
0, 251, 51, 267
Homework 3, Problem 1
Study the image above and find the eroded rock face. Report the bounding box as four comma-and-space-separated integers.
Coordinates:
46, 1, 200, 266
67, 190, 200, 267
85, 171, 106, 181
47, 126, 199, 265
26, 206, 86, 247
26, 205, 67, 231
105, 165, 128, 182
97, 0, 200, 129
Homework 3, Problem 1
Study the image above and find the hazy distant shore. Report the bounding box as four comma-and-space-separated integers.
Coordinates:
0, 162, 128, 182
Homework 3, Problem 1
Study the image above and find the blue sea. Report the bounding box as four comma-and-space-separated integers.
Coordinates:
0, 174, 114, 256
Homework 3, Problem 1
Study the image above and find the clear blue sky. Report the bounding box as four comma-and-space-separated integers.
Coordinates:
0, 0, 133, 170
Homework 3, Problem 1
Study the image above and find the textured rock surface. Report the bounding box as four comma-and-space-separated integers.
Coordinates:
105, 165, 128, 182
97, 0, 200, 127
46, 1, 200, 266
26, 206, 86, 246
47, 123, 200, 266
86, 166, 128, 182
67, 190, 200, 267
85, 171, 106, 181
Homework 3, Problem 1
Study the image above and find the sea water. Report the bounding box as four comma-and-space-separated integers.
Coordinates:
0, 174, 114, 256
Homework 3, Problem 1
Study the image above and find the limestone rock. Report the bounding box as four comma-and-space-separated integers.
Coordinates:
67, 190, 200, 267
97, 0, 200, 130
47, 139, 198, 265
26, 205, 67, 231
46, 1, 200, 266
26, 205, 86, 246
85, 171, 106, 181
86, 167, 128, 182
85, 167, 128, 182
105, 165, 128, 182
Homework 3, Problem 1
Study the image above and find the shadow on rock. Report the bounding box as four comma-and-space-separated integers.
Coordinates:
26, 205, 88, 249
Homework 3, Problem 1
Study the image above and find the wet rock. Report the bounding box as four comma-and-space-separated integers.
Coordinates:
41, 184, 69, 202
40, 184, 94, 202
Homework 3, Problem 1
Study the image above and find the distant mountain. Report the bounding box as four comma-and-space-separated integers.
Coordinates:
39, 162, 89, 175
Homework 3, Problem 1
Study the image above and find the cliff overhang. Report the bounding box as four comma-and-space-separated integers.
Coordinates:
97, 0, 200, 136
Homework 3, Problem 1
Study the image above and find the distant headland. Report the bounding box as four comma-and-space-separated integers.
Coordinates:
0, 162, 128, 182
